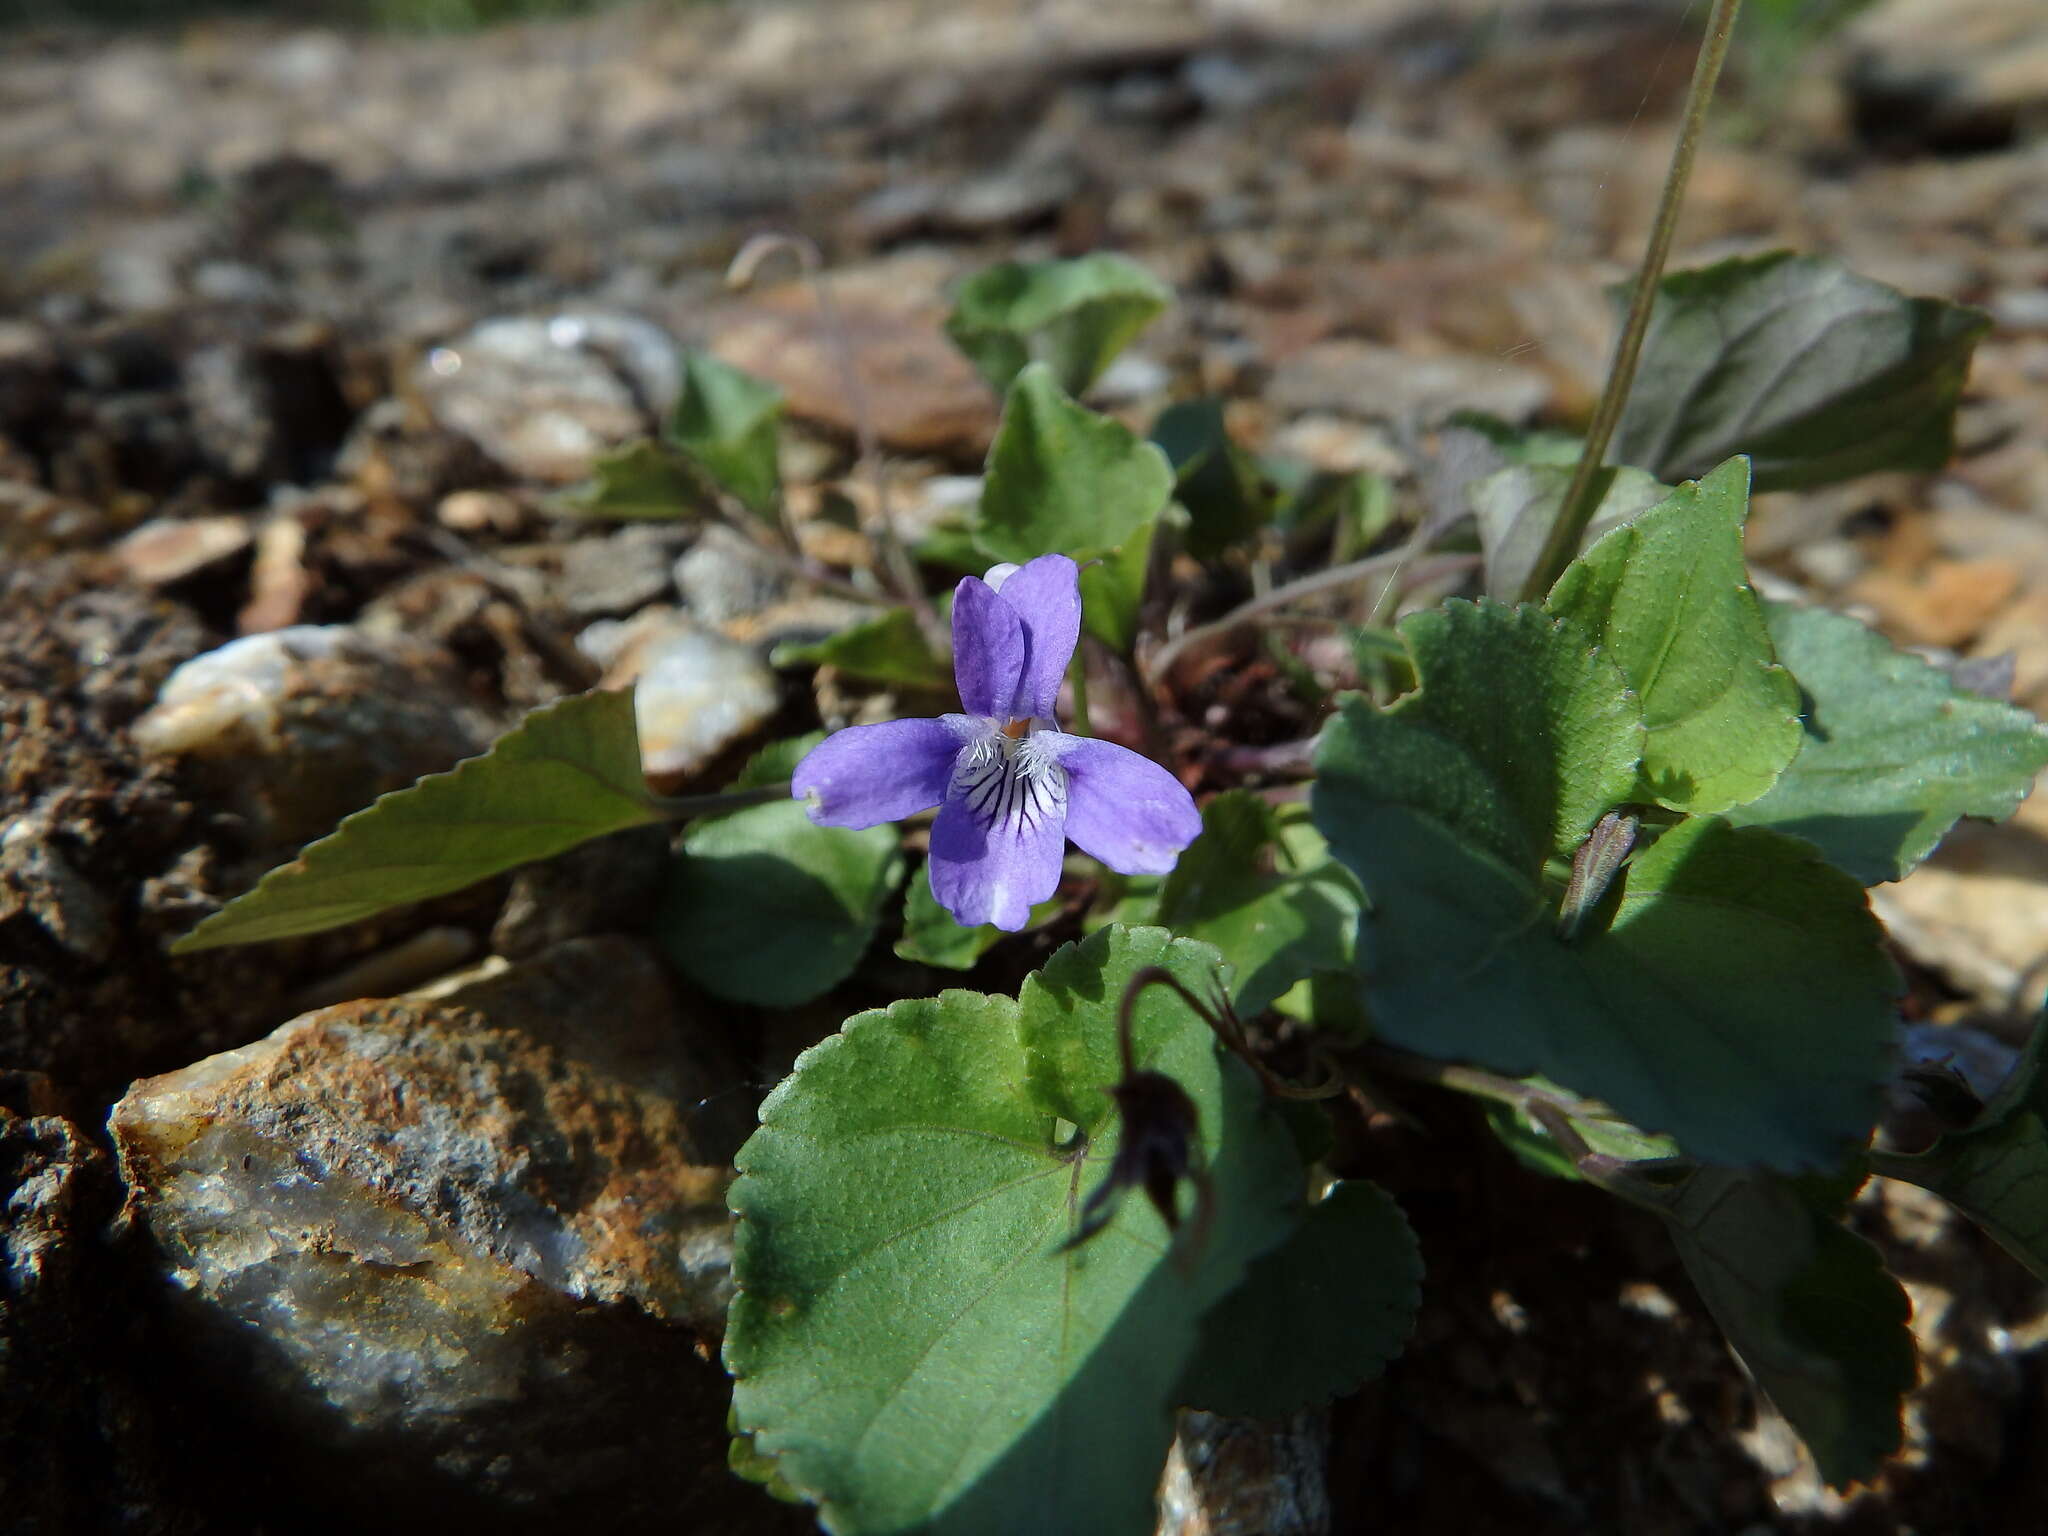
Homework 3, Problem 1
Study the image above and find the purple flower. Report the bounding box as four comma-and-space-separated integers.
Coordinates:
792, 554, 1202, 931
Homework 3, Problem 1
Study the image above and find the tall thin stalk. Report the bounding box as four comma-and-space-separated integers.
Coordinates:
1518, 0, 1747, 603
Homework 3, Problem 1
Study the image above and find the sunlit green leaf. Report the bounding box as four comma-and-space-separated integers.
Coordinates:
976, 363, 1175, 568
1178, 1179, 1420, 1417
727, 926, 1300, 1536
1155, 792, 1361, 1017
771, 606, 951, 692
946, 253, 1172, 398
669, 349, 783, 517
1612, 251, 1990, 491
172, 690, 657, 952
1727, 603, 2048, 882
1312, 600, 1897, 1168
1078, 517, 1155, 654
1547, 458, 1802, 813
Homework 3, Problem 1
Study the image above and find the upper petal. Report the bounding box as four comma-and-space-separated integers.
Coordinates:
1037, 733, 1201, 875
951, 576, 1027, 719
791, 716, 967, 828
991, 554, 1082, 721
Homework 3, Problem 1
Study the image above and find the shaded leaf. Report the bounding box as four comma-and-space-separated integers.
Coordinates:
669, 349, 783, 517
658, 736, 903, 1006
1649, 1168, 1913, 1488
1472, 461, 1670, 602
1152, 398, 1270, 559
1727, 603, 2048, 883
172, 691, 657, 952
1078, 517, 1155, 654
946, 253, 1171, 398
727, 926, 1299, 1536
1611, 251, 1990, 492
1154, 792, 1361, 1017
1879, 1019, 2048, 1282
1178, 1180, 1421, 1417
1312, 601, 1897, 1168
1547, 458, 1802, 813
976, 363, 1174, 567
564, 438, 698, 521
772, 606, 951, 692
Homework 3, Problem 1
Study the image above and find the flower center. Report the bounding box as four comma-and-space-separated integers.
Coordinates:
953, 721, 1068, 838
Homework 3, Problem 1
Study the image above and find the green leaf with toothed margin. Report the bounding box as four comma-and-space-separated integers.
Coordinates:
726, 925, 1300, 1536
1546, 458, 1803, 814
172, 690, 658, 952
1312, 599, 1897, 1169
946, 253, 1171, 399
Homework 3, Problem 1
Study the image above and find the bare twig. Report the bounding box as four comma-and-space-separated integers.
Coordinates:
728, 232, 946, 653
1145, 551, 1480, 685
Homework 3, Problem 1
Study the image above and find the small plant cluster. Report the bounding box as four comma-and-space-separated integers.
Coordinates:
180, 99, 2048, 1536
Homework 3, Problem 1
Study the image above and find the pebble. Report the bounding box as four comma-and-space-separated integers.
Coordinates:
673, 524, 791, 627
112, 514, 253, 587
580, 609, 780, 783
415, 312, 682, 484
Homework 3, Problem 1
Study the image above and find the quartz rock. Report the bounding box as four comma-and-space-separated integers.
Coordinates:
109, 937, 759, 1529
415, 313, 681, 484
673, 524, 790, 628
580, 608, 780, 784
130, 624, 495, 851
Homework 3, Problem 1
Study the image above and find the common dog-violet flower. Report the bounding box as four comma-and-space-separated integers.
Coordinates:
792, 554, 1201, 930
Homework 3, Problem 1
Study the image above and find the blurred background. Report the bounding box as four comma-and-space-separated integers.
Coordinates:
4, 2, 2048, 1534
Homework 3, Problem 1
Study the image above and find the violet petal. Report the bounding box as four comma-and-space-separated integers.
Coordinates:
951, 576, 1028, 719
993, 553, 1082, 721
928, 749, 1069, 929
792, 716, 966, 828
1040, 733, 1201, 875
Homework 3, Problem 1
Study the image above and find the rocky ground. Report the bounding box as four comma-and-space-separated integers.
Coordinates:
4, 0, 2048, 1531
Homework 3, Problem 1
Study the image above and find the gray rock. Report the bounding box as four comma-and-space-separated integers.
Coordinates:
109, 937, 761, 1530
131, 624, 496, 853
1269, 340, 1550, 428
415, 313, 682, 484
552, 523, 685, 617
673, 524, 791, 628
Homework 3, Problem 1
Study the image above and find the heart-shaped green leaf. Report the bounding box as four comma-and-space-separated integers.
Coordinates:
1726, 602, 2048, 883
659, 736, 902, 1007
1472, 461, 1670, 603
669, 349, 783, 517
727, 926, 1301, 1536
1547, 458, 1803, 813
976, 363, 1174, 569
1313, 601, 1897, 1168
1177, 1179, 1421, 1417
894, 871, 1062, 971
946, 254, 1171, 399
1611, 251, 1990, 492
171, 690, 658, 952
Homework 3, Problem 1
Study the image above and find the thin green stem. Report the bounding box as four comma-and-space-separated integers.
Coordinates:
646, 783, 790, 820
1518, 0, 1746, 603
